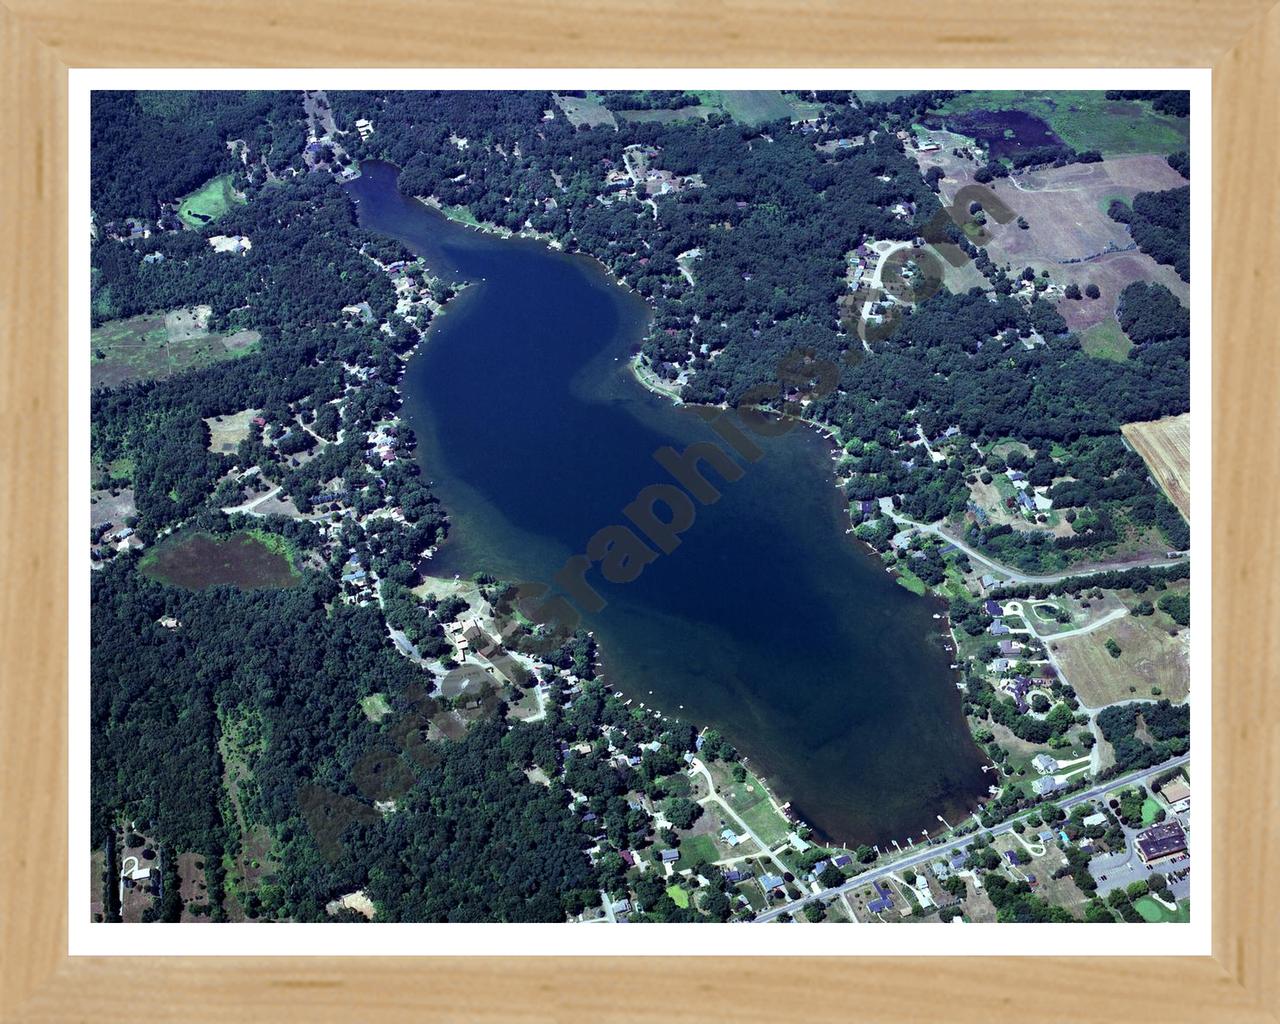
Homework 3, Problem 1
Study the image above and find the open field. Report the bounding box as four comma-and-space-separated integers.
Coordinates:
178, 852, 211, 921
552, 93, 617, 129
204, 408, 261, 453
911, 151, 1190, 330
1079, 318, 1134, 360
1122, 413, 1192, 522
1050, 612, 1190, 707
140, 530, 300, 590
933, 91, 1190, 156
692, 90, 795, 126
91, 307, 260, 389
615, 105, 716, 124
178, 173, 245, 227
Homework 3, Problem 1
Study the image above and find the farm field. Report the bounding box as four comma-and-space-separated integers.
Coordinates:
140, 530, 300, 590
1122, 413, 1192, 522
1049, 611, 1190, 708
933, 91, 1190, 156
178, 173, 245, 227
91, 306, 260, 389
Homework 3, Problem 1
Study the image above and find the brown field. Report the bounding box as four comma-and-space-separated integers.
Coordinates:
1122, 414, 1192, 522
1050, 612, 1190, 708
139, 530, 299, 590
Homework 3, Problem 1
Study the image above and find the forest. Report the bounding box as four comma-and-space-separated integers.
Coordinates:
1109, 186, 1190, 281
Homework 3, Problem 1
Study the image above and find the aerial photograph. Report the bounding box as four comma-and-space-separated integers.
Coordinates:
89, 87, 1193, 926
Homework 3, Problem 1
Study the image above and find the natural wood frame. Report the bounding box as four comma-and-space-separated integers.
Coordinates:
2, 2, 1276, 1019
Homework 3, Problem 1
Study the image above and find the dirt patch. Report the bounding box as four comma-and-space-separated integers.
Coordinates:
90, 487, 137, 530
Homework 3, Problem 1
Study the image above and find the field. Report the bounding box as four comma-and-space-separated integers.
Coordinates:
691, 90, 796, 126
911, 148, 1190, 331
1079, 318, 1134, 361
934, 91, 1190, 156
615, 106, 716, 124
675, 833, 721, 870
140, 530, 300, 590
713, 765, 791, 847
1050, 612, 1190, 708
178, 173, 245, 227
552, 93, 617, 129
91, 306, 260, 389
1122, 414, 1192, 522
204, 408, 261, 453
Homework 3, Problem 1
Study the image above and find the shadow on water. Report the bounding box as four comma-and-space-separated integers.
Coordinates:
345, 161, 989, 845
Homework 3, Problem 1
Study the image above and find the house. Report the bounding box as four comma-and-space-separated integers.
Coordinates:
660, 849, 679, 864
1004, 850, 1023, 866
1038, 829, 1055, 844
998, 639, 1021, 657
980, 573, 998, 590
1033, 776, 1064, 797
759, 874, 785, 892
989, 619, 1010, 636
1018, 491, 1037, 513
984, 599, 1003, 616
723, 869, 747, 884
720, 829, 743, 848
866, 881, 894, 914
1032, 753, 1059, 775
619, 850, 635, 867
1082, 812, 1108, 829
1135, 821, 1188, 864
950, 852, 968, 871
354, 117, 374, 140
833, 855, 853, 868
931, 859, 952, 881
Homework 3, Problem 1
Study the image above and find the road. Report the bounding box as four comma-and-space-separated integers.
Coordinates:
883, 506, 1189, 586
751, 752, 1190, 923
1011, 602, 1129, 641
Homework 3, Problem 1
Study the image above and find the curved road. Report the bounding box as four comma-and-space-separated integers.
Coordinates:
751, 752, 1190, 923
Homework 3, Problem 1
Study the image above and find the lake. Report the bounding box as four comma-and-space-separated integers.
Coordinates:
347, 161, 989, 846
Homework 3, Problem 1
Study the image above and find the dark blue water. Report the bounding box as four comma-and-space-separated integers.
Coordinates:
347, 161, 988, 845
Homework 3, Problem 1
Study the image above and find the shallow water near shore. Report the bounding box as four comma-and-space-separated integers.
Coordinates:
346, 160, 988, 845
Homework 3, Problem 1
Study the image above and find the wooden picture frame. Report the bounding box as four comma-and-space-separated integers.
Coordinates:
2, 3, 1276, 1019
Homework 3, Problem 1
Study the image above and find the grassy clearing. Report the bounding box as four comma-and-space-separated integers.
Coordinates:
178, 173, 245, 228
360, 693, 393, 723
935, 91, 1189, 156
140, 530, 300, 590
552, 93, 617, 129
666, 885, 690, 909
204, 408, 260, 453
1080, 318, 1134, 362
717, 769, 790, 847
692, 90, 795, 126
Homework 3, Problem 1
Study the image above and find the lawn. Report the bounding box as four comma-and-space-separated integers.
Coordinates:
665, 885, 690, 909
178, 173, 245, 228
720, 771, 791, 847
553, 93, 617, 129
676, 833, 720, 870
1141, 797, 1163, 825
1134, 896, 1190, 923
1079, 318, 1134, 361
934, 91, 1189, 156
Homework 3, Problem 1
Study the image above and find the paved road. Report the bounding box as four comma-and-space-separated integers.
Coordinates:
885, 509, 1189, 586
751, 752, 1191, 923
